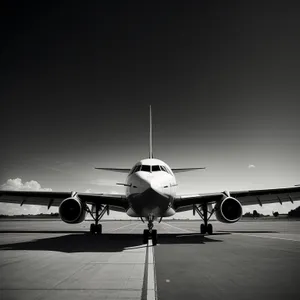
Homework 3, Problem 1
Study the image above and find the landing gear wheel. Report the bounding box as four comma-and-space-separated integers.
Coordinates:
86, 204, 108, 234
207, 224, 213, 235
90, 224, 96, 234
200, 223, 206, 234
143, 229, 149, 244
90, 224, 102, 234
96, 224, 102, 234
151, 229, 157, 245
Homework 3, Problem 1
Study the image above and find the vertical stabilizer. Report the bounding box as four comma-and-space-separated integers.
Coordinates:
149, 105, 153, 158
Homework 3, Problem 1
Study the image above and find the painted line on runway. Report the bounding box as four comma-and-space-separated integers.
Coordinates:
123, 245, 147, 251
106, 222, 139, 232
141, 239, 157, 300
147, 239, 157, 300
233, 233, 300, 242
128, 223, 142, 233
161, 221, 194, 233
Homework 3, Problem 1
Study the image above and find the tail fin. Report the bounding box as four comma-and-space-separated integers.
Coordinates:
149, 105, 153, 158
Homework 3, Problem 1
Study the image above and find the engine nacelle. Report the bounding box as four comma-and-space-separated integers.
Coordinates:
59, 196, 86, 224
215, 196, 243, 223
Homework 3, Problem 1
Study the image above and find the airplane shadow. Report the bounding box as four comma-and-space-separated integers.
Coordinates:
0, 230, 87, 234
157, 233, 224, 244
0, 232, 224, 253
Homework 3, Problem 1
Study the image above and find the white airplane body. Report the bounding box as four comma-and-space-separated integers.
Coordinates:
1, 106, 300, 244
126, 158, 177, 218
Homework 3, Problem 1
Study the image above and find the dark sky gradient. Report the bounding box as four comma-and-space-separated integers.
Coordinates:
0, 1, 300, 215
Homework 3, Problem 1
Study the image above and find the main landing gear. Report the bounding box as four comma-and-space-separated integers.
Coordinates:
194, 203, 214, 235
143, 215, 158, 245
85, 204, 109, 234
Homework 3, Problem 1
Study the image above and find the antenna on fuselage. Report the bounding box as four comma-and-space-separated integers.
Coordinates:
149, 105, 153, 158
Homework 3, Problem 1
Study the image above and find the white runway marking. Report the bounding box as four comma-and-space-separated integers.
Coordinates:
147, 239, 157, 300
128, 223, 142, 233
161, 221, 193, 233
106, 222, 138, 232
233, 233, 300, 242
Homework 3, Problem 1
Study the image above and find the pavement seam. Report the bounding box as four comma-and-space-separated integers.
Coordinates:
233, 233, 300, 242
0, 288, 143, 291
86, 262, 146, 264
49, 263, 87, 290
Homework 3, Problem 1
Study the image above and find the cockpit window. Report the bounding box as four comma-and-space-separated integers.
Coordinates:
129, 167, 135, 175
131, 164, 170, 173
141, 165, 151, 172
161, 165, 172, 174
129, 165, 141, 175
160, 166, 167, 172
165, 166, 172, 174
152, 165, 160, 172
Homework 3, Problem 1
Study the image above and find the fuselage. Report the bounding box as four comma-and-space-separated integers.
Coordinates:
125, 158, 177, 218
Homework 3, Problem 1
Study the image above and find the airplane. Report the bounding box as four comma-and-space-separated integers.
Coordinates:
0, 106, 299, 245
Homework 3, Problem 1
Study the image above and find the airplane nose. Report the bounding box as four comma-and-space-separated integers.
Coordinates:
133, 173, 152, 189
150, 181, 162, 193
133, 173, 166, 194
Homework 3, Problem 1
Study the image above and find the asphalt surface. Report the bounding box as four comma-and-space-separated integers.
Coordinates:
0, 219, 299, 300
155, 221, 300, 300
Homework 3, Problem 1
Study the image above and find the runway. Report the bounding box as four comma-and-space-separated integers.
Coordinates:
0, 219, 299, 300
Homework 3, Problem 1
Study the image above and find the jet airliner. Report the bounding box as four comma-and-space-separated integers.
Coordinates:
1, 106, 299, 245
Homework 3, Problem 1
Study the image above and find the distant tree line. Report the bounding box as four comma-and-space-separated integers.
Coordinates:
243, 206, 300, 218
243, 210, 266, 218
0, 212, 59, 218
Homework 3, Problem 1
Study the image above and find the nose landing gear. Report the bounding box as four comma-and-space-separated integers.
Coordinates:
143, 215, 158, 245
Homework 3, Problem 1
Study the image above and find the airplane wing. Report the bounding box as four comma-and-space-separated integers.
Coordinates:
95, 168, 131, 173
0, 190, 128, 211
95, 167, 207, 174
173, 186, 300, 211
172, 167, 206, 173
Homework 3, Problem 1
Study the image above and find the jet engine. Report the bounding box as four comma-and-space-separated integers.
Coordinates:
59, 195, 86, 224
214, 196, 243, 223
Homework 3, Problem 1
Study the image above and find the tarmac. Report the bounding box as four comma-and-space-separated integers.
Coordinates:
0, 219, 299, 300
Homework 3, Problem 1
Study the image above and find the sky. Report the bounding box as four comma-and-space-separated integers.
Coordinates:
0, 1, 299, 217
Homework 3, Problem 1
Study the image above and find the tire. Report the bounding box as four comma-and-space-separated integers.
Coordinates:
207, 224, 213, 235
97, 224, 102, 234
90, 224, 96, 234
143, 229, 149, 244
152, 229, 157, 245
200, 224, 206, 234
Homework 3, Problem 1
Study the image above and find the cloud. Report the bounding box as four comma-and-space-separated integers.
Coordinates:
0, 178, 53, 215
0, 178, 52, 191
0, 178, 126, 218
248, 164, 256, 169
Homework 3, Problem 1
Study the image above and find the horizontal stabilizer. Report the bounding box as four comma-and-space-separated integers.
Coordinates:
95, 168, 131, 173
172, 167, 206, 173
